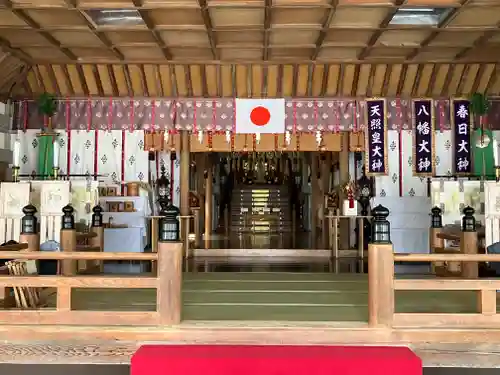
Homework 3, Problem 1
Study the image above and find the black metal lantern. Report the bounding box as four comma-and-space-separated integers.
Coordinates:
430, 206, 443, 229
61, 204, 75, 230
21, 204, 38, 234
92, 205, 103, 227
462, 206, 476, 232
371, 204, 391, 244
156, 164, 170, 202
159, 203, 180, 242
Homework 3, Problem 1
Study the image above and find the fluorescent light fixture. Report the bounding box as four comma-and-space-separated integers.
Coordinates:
389, 7, 453, 26
86, 9, 145, 26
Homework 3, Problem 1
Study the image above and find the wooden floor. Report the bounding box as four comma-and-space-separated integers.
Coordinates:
38, 272, 483, 321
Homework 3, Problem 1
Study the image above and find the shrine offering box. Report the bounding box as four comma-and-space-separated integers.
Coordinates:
107, 202, 120, 212
124, 201, 135, 212
126, 182, 140, 196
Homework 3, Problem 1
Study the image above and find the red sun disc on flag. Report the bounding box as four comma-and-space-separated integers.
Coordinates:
250, 106, 271, 126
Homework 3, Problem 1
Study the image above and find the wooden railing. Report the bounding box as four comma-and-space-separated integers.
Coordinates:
369, 244, 500, 328
0, 245, 182, 326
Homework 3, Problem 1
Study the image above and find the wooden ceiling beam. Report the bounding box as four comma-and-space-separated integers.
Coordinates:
132, 0, 172, 60
263, 0, 272, 61
357, 0, 405, 61
407, 0, 473, 60
64, 0, 124, 61
0, 39, 32, 64
198, 0, 218, 60
5, 0, 76, 60
312, 0, 338, 61
455, 22, 500, 60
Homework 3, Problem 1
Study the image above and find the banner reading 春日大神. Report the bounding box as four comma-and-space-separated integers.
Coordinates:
365, 99, 387, 176
413, 99, 434, 176
451, 99, 472, 174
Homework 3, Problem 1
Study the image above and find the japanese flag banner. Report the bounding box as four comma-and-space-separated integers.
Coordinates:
235, 98, 285, 134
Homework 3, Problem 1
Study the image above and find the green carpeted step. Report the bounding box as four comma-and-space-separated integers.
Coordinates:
184, 281, 367, 292
182, 304, 368, 321
183, 290, 368, 305
184, 272, 366, 282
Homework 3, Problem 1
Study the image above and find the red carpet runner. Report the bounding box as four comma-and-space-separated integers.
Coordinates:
131, 345, 422, 375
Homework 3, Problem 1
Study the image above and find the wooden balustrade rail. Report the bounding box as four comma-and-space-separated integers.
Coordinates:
0, 243, 182, 327
369, 243, 500, 329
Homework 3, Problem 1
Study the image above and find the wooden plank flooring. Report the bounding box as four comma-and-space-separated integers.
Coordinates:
37, 273, 482, 321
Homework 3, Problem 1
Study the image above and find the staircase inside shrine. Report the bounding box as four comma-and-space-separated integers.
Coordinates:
230, 185, 293, 234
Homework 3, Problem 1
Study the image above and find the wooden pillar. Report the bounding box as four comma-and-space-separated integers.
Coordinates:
157, 241, 182, 325
321, 153, 331, 248
368, 242, 394, 327
179, 131, 190, 255
205, 161, 213, 242
339, 131, 350, 250
310, 153, 319, 241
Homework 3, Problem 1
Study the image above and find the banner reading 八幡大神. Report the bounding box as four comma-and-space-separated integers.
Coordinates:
365, 99, 387, 176
451, 99, 472, 175
413, 99, 435, 176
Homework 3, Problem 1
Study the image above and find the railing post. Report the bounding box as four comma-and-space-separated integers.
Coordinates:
368, 204, 394, 328
461, 206, 478, 278
90, 205, 104, 273
60, 205, 76, 276
156, 212, 182, 325
429, 206, 444, 274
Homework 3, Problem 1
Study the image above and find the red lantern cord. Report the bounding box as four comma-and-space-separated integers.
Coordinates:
208, 131, 213, 151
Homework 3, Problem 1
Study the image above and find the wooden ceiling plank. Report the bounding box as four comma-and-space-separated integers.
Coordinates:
139, 64, 149, 97
92, 65, 104, 97
461, 64, 480, 95
200, 64, 209, 97
47, 64, 61, 96
381, 64, 392, 97
216, 65, 223, 97
26, 69, 40, 94
306, 65, 314, 97
123, 65, 133, 97
262, 65, 269, 97
190, 65, 203, 97
475, 64, 495, 94
96, 64, 113, 97
5, 0, 76, 61
431, 64, 448, 97
350, 65, 361, 97
0, 65, 23, 94
471, 64, 487, 94
401, 64, 418, 97
485, 65, 499, 95
75, 64, 90, 96
358, 0, 405, 61
64, 0, 124, 61
276, 64, 284, 97
365, 64, 376, 97
107, 65, 119, 97
455, 22, 500, 60
416, 64, 433, 97
408, 0, 473, 60
456, 64, 471, 95
142, 65, 157, 97
425, 64, 439, 97
33, 65, 46, 93
158, 65, 172, 97
410, 64, 425, 97
21, 67, 33, 96
61, 65, 75, 96
311, 64, 323, 97
312, 0, 338, 61
174, 65, 188, 97
82, 64, 99, 96
185, 64, 194, 97
263, 0, 272, 61
169, 64, 178, 97
197, 0, 218, 60
266, 65, 278, 97
247, 64, 253, 98
441, 64, 456, 97
154, 65, 164, 97
296, 65, 308, 97
396, 64, 408, 96
335, 64, 343, 96
67, 65, 85, 96
132, 0, 172, 60
320, 64, 329, 97
447, 64, 465, 96
252, 65, 263, 98
291, 65, 299, 97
